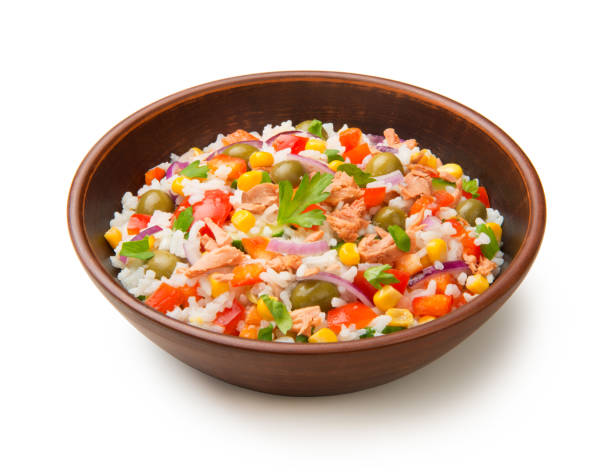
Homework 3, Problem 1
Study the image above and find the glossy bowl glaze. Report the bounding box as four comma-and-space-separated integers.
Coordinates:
68, 71, 545, 396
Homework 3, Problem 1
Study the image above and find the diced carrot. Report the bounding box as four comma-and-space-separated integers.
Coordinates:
239, 324, 259, 339
222, 129, 257, 146
207, 155, 247, 181
231, 264, 265, 287
363, 187, 386, 208
412, 294, 453, 317
145, 167, 166, 185
343, 142, 370, 164
410, 195, 438, 215
242, 236, 274, 259
431, 273, 454, 294
433, 190, 455, 208
244, 306, 262, 325
327, 302, 377, 334
145, 283, 185, 314
339, 127, 362, 151
178, 284, 199, 304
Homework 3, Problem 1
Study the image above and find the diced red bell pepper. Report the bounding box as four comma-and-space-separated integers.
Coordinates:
207, 154, 247, 181
192, 189, 233, 225
339, 127, 362, 151
327, 302, 377, 334
214, 300, 245, 335
231, 264, 265, 287
145, 283, 185, 314
222, 129, 257, 146
145, 167, 166, 185
363, 187, 386, 208
353, 269, 411, 301
412, 294, 453, 317
343, 142, 370, 164
273, 134, 308, 154
127, 213, 151, 235
461, 234, 482, 259
462, 186, 490, 208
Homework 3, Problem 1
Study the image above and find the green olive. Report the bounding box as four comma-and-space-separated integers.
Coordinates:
136, 190, 175, 215
365, 152, 404, 176
295, 120, 329, 140
373, 206, 406, 230
290, 280, 339, 313
146, 250, 180, 279
271, 160, 305, 187
456, 198, 487, 226
224, 143, 259, 162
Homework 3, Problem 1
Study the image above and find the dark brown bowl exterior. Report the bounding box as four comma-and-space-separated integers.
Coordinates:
68, 72, 545, 396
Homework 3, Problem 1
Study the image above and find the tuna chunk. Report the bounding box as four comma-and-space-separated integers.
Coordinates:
325, 171, 363, 206
358, 227, 403, 264
290, 306, 323, 336
326, 198, 368, 242
204, 217, 231, 247
401, 168, 433, 200
185, 246, 245, 278
268, 255, 302, 272
238, 183, 278, 214
476, 256, 497, 277
383, 128, 401, 147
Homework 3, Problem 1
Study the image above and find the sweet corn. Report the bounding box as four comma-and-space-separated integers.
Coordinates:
328, 159, 344, 171
386, 308, 415, 327
486, 222, 502, 242
231, 209, 256, 232
412, 149, 438, 168
373, 285, 403, 311
239, 324, 258, 339
338, 242, 360, 266
249, 151, 274, 168
437, 163, 463, 180
420, 254, 432, 268
466, 274, 490, 294
308, 328, 338, 343
305, 138, 326, 152
209, 274, 230, 298
104, 227, 122, 249
190, 147, 203, 155
171, 175, 187, 196
426, 238, 447, 262
147, 235, 155, 249
237, 170, 263, 192
419, 316, 436, 324
256, 296, 276, 321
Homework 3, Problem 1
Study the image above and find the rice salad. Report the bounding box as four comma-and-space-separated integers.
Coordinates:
104, 120, 505, 343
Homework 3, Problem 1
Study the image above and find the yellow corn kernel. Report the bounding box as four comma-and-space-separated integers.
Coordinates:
237, 170, 263, 192
249, 151, 274, 168
209, 274, 230, 298
466, 274, 490, 294
420, 254, 432, 268
419, 316, 436, 324
171, 175, 188, 196
239, 324, 258, 339
437, 163, 463, 180
338, 242, 360, 266
486, 222, 502, 242
386, 308, 415, 327
411, 149, 437, 168
190, 147, 203, 155
373, 285, 403, 311
231, 209, 256, 232
104, 227, 122, 249
328, 159, 344, 171
305, 138, 326, 152
256, 296, 277, 321
147, 235, 155, 249
426, 238, 447, 262
308, 328, 338, 343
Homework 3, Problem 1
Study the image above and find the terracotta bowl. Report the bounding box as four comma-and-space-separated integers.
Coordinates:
68, 71, 545, 396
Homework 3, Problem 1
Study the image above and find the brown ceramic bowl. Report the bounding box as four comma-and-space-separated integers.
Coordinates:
68, 71, 545, 396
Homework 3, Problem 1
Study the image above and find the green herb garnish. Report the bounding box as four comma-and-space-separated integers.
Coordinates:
476, 224, 500, 260
257, 325, 274, 341
271, 229, 284, 238
260, 171, 271, 183
325, 149, 344, 163
387, 225, 411, 252
260, 295, 293, 334
462, 178, 480, 198
432, 177, 455, 192
277, 172, 333, 228
382, 325, 406, 334
230, 179, 238, 189
137, 295, 147, 301
119, 239, 154, 260
364, 264, 399, 289
172, 206, 193, 234
180, 160, 209, 179
337, 163, 375, 188
295, 334, 309, 343
359, 327, 376, 338
307, 119, 324, 139
232, 239, 246, 253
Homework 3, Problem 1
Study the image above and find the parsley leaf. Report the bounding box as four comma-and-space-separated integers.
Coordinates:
387, 225, 411, 252
324, 149, 344, 163
119, 239, 154, 260
277, 172, 333, 228
260, 171, 271, 183
359, 327, 376, 338
180, 160, 209, 179
337, 163, 375, 188
295, 334, 309, 343
271, 229, 284, 238
172, 206, 193, 234
257, 325, 274, 341
382, 325, 406, 334
364, 264, 399, 289
476, 224, 500, 260
307, 119, 324, 138
260, 295, 293, 334
461, 178, 480, 198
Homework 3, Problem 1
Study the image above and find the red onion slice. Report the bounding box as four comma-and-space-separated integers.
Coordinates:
376, 145, 399, 154
286, 153, 333, 174
267, 238, 329, 256
373, 170, 404, 186
264, 130, 320, 146
119, 225, 163, 263
165, 161, 188, 179
205, 140, 262, 160
297, 272, 373, 307
408, 260, 469, 288
366, 134, 385, 145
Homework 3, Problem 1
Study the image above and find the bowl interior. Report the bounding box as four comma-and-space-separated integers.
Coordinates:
82, 74, 531, 291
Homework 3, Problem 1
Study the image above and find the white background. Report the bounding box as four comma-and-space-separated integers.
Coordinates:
2, 1, 611, 471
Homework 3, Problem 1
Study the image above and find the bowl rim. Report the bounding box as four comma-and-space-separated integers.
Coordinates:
68, 70, 546, 354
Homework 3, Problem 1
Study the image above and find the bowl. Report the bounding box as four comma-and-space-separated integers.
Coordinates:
68, 71, 545, 396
